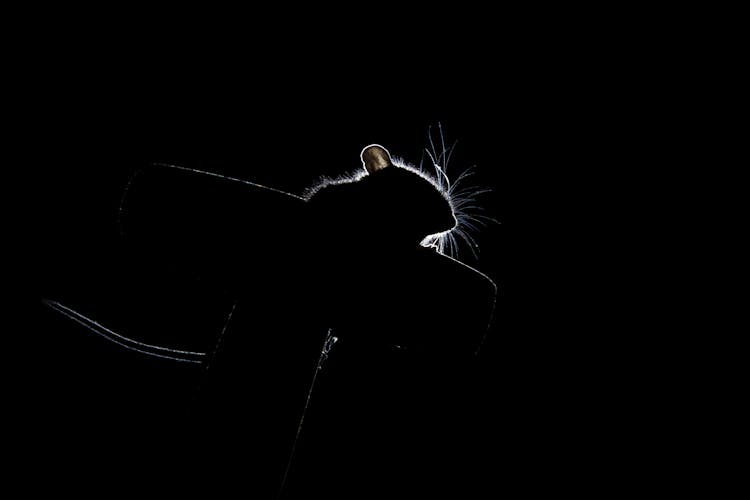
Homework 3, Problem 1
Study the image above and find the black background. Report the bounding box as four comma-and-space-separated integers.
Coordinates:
24, 20, 677, 496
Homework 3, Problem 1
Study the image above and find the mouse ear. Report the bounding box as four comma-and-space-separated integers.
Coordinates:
361, 144, 393, 174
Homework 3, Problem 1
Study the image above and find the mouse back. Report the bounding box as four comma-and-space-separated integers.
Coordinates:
119, 164, 309, 294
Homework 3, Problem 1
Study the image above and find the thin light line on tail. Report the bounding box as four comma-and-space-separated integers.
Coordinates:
42, 299, 207, 363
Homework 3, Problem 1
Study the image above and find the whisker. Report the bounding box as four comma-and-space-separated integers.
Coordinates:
438, 122, 447, 170
472, 213, 502, 225
454, 228, 480, 260
459, 217, 482, 233
448, 167, 478, 191
427, 125, 439, 168
445, 140, 458, 172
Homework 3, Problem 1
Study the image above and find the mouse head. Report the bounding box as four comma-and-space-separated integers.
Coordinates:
357, 144, 457, 247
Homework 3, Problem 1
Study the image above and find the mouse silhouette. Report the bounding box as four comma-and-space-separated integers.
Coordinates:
42, 139, 498, 498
